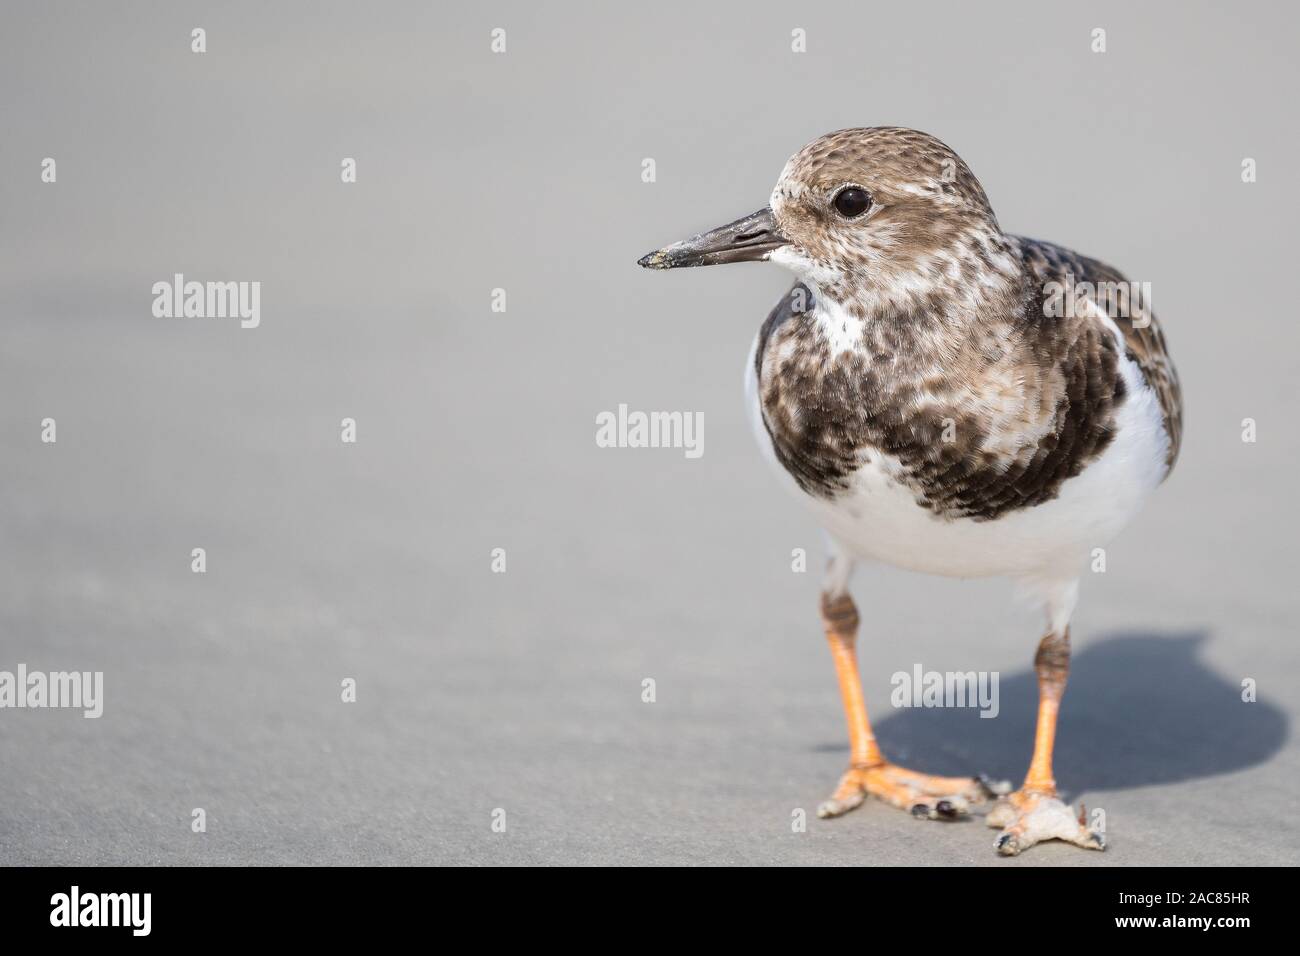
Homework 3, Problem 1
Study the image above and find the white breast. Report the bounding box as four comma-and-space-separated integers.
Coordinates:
743, 321, 1170, 586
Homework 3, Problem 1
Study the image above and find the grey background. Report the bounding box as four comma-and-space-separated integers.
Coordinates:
1, 0, 1296, 865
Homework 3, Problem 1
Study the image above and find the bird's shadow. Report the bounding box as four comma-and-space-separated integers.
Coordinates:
817, 632, 1286, 794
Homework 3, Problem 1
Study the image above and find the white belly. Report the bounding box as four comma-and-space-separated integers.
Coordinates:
743, 330, 1170, 584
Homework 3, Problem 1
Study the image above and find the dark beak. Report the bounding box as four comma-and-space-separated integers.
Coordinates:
638, 206, 788, 269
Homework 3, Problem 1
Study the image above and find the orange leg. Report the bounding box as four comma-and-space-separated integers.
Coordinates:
817, 591, 1001, 820
1023, 628, 1069, 794
987, 628, 1105, 855
822, 592, 883, 769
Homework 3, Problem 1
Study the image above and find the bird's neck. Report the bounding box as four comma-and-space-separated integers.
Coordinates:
797, 240, 1028, 363
807, 231, 1024, 330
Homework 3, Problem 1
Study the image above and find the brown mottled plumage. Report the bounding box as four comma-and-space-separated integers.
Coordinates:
1019, 237, 1182, 469
754, 232, 1182, 519
754, 128, 1181, 519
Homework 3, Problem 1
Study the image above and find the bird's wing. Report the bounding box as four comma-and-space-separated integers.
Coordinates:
1016, 236, 1182, 473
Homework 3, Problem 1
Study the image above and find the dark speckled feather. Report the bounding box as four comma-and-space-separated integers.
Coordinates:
1018, 237, 1182, 469
739, 128, 1182, 526
754, 241, 1177, 522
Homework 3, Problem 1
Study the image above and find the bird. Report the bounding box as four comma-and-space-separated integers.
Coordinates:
637, 127, 1181, 856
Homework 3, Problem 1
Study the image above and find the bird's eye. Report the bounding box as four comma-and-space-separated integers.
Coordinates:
832, 186, 872, 219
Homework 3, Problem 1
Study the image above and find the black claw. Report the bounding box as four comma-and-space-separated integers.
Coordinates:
911, 803, 931, 818
995, 833, 1019, 855
935, 799, 959, 819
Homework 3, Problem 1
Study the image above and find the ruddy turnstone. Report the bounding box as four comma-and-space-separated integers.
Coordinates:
638, 127, 1181, 856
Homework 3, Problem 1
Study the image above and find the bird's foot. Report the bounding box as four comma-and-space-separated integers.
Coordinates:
987, 788, 1106, 856
817, 763, 1010, 820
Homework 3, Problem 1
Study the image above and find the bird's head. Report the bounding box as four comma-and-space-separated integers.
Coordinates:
638, 127, 1014, 312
